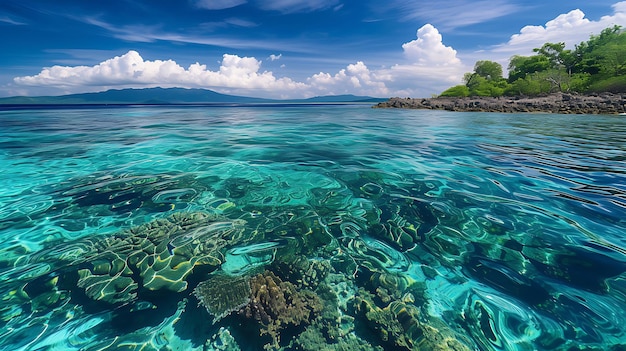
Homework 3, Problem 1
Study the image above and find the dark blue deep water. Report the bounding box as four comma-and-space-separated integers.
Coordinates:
1, 105, 625, 350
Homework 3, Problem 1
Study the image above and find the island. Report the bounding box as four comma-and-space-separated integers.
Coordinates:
375, 26, 626, 114
373, 93, 626, 114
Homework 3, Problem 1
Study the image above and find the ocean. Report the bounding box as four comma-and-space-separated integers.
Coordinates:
0, 104, 625, 351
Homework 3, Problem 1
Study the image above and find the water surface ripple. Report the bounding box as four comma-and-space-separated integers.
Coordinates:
1, 105, 625, 350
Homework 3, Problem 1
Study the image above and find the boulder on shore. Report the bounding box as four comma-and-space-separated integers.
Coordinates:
373, 93, 626, 114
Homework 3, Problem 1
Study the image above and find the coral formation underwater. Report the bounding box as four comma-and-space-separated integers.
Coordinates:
3, 166, 624, 351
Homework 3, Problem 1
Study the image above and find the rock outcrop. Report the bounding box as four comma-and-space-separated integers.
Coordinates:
373, 93, 626, 114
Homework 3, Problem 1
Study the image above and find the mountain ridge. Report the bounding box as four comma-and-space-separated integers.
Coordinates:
0, 87, 385, 105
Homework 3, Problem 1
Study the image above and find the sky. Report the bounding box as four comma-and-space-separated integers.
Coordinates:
1, 0, 626, 99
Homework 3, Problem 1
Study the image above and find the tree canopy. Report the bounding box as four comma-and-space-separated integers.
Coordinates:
439, 25, 626, 97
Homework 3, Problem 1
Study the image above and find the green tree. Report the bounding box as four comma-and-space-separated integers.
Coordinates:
474, 60, 504, 80
507, 55, 550, 83
440, 85, 470, 97
438, 25, 626, 96
459, 60, 509, 97
534, 42, 576, 75
595, 38, 626, 77
573, 25, 624, 76
505, 77, 543, 96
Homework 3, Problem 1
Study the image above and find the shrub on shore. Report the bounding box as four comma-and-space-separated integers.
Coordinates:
440, 25, 626, 97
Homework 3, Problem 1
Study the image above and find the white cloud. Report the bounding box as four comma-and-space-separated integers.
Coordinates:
199, 18, 257, 31
223, 18, 257, 27
615, 1, 626, 13
493, 2, 626, 55
301, 24, 467, 97
13, 51, 307, 98
387, 0, 520, 30
81, 17, 315, 54
269, 54, 282, 61
0, 16, 26, 25
382, 24, 468, 97
11, 22, 469, 98
194, 0, 247, 10
401, 24, 461, 66
255, 0, 340, 13
18, 2, 626, 100
307, 61, 389, 96
12, 51, 392, 98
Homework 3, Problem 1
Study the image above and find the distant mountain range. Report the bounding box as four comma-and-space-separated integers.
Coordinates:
0, 87, 386, 105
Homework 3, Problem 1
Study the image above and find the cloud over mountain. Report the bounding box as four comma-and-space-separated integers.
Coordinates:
13, 51, 307, 98
12, 22, 467, 98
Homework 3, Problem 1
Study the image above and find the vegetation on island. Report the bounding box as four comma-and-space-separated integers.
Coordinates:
440, 25, 626, 97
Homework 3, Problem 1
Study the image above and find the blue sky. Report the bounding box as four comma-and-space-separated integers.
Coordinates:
1, 0, 625, 98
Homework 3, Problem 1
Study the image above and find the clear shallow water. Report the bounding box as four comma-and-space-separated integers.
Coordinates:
0, 105, 625, 351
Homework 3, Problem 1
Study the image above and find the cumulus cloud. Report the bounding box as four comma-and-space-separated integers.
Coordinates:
11, 22, 469, 98
29, 3, 625, 99
13, 51, 393, 98
12, 51, 392, 98
307, 61, 389, 96
401, 24, 461, 66
381, 24, 467, 97
13, 51, 307, 98
493, 1, 626, 55
7, 2, 626, 99
194, 0, 247, 10
304, 24, 467, 97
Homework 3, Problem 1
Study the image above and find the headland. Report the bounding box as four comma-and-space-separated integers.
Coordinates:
373, 93, 626, 114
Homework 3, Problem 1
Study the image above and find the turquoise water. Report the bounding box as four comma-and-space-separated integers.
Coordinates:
1, 104, 625, 351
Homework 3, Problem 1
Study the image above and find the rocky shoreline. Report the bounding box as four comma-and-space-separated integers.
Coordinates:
373, 92, 626, 114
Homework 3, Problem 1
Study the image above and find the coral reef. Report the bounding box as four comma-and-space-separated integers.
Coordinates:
271, 255, 331, 291
289, 278, 380, 351
350, 288, 471, 351
366, 271, 425, 306
240, 270, 323, 349
368, 201, 423, 252
194, 273, 251, 323
72, 211, 247, 304
24, 212, 245, 303
293, 325, 383, 351
205, 327, 242, 351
